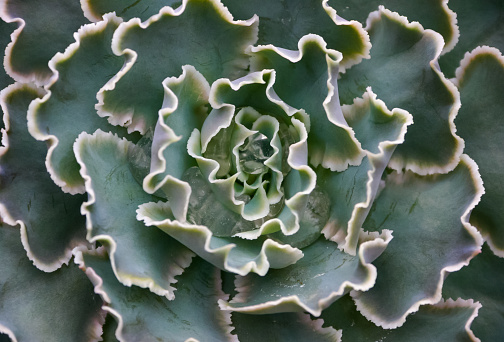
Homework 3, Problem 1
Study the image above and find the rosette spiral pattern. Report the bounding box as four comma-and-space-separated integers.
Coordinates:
0, 0, 503, 341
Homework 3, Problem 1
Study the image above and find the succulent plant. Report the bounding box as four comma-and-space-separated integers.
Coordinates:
0, 0, 503, 341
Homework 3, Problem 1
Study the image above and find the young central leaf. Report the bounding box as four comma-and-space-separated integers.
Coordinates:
239, 132, 274, 175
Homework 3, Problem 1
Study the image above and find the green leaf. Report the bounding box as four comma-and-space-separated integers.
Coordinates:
354, 155, 483, 328
143, 65, 210, 221
319, 89, 412, 254
443, 243, 504, 342
327, 0, 458, 53
338, 7, 463, 175
219, 236, 390, 316
0, 19, 16, 89
232, 312, 341, 342
322, 294, 481, 342
0, 83, 87, 272
138, 200, 303, 276
220, 0, 370, 70
82, 0, 182, 22
28, 13, 135, 194
452, 47, 504, 257
439, 0, 504, 78
78, 250, 236, 342
1, 0, 89, 84
250, 34, 364, 172
97, 0, 258, 134
0, 223, 104, 342
74, 130, 194, 299
205, 70, 317, 238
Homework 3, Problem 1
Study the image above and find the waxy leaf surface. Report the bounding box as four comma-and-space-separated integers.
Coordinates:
0, 83, 86, 271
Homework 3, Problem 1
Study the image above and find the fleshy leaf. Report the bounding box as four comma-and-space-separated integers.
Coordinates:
327, 0, 458, 53
1, 0, 89, 84
207, 70, 317, 237
77, 249, 236, 342
74, 130, 194, 299
353, 155, 484, 328
0, 83, 87, 272
250, 34, 364, 172
320, 88, 412, 254
28, 13, 135, 195
322, 294, 481, 342
231, 312, 341, 342
97, 0, 258, 134
338, 7, 463, 175
220, 0, 370, 70
0, 19, 15, 89
443, 243, 504, 342
143, 65, 210, 221
452, 47, 504, 257
137, 200, 303, 276
0, 223, 104, 342
82, 0, 182, 22
219, 235, 391, 316
439, 0, 504, 77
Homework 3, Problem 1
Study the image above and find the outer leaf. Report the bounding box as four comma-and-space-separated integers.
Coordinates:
77, 249, 237, 342
322, 295, 481, 342
82, 0, 182, 22
0, 0, 89, 84
443, 243, 504, 342
231, 312, 341, 342
97, 0, 258, 134
74, 130, 194, 299
327, 0, 458, 53
0, 18, 15, 89
137, 200, 303, 276
439, 0, 504, 78
219, 234, 391, 316
452, 47, 504, 257
28, 13, 135, 195
353, 155, 483, 328
220, 0, 370, 70
338, 7, 463, 175
320, 88, 412, 254
250, 34, 364, 172
0, 83, 87, 272
0, 223, 104, 342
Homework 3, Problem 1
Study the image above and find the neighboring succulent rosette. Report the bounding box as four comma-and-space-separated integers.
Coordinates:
0, 0, 503, 341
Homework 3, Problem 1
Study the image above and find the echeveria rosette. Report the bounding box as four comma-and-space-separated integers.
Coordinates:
0, 0, 502, 341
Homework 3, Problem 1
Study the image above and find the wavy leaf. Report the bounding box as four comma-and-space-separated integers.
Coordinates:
452, 47, 504, 257
439, 0, 504, 77
322, 294, 481, 342
219, 235, 391, 316
0, 0, 89, 84
0, 223, 104, 342
327, 0, 458, 53
97, 0, 258, 134
28, 13, 135, 195
138, 200, 303, 276
74, 130, 194, 299
143, 65, 210, 221
338, 7, 462, 175
250, 34, 364, 172
320, 88, 412, 254
77, 249, 236, 342
0, 83, 87, 272
220, 0, 370, 70
0, 18, 15, 89
231, 312, 341, 342
353, 155, 483, 328
443, 243, 504, 342
82, 0, 182, 22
